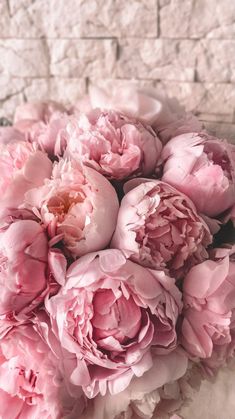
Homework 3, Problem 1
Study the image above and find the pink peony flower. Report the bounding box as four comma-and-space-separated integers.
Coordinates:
0, 322, 84, 419
0, 126, 25, 145
65, 108, 162, 180
161, 132, 235, 217
0, 140, 52, 218
0, 219, 66, 334
26, 112, 70, 157
181, 245, 235, 370
81, 349, 188, 419
14, 100, 67, 126
46, 249, 183, 398
111, 179, 212, 278
25, 158, 119, 257
88, 85, 202, 144
14, 101, 69, 157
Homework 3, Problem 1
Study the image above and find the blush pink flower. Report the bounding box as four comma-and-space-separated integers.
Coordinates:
46, 249, 183, 398
0, 219, 66, 335
88, 85, 202, 144
14, 100, 67, 126
14, 101, 69, 157
65, 108, 162, 180
0, 140, 52, 218
27, 113, 70, 157
0, 126, 25, 145
25, 158, 119, 257
181, 246, 235, 370
111, 179, 212, 279
0, 322, 84, 419
161, 132, 235, 217
82, 349, 188, 419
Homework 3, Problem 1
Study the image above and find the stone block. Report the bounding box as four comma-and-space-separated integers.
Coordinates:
160, 0, 235, 39
49, 39, 117, 78
0, 0, 82, 38
117, 39, 198, 81
48, 78, 87, 105
79, 0, 157, 37
196, 40, 235, 82
0, 39, 49, 77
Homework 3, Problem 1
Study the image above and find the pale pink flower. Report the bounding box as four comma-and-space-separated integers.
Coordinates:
0, 219, 66, 335
65, 108, 162, 180
88, 85, 202, 144
14, 101, 69, 157
46, 249, 183, 398
0, 140, 52, 218
81, 349, 188, 419
111, 179, 212, 279
161, 132, 235, 217
181, 245, 235, 370
25, 159, 119, 257
0, 322, 84, 419
14, 100, 67, 126
27, 112, 70, 157
0, 126, 25, 145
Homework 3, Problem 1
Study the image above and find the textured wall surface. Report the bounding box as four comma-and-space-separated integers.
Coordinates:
0, 0, 235, 140
0, 2, 235, 419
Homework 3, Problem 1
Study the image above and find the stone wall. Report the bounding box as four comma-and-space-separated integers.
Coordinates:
0, 0, 235, 139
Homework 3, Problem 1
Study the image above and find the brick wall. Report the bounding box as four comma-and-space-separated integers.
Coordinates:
0, 0, 235, 139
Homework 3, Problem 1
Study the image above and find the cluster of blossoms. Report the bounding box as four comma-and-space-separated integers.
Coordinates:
0, 86, 235, 419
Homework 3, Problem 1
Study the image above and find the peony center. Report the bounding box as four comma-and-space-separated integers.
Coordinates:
47, 191, 84, 219
91, 289, 142, 348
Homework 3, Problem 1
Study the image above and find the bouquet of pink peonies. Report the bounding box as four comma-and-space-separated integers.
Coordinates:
0, 85, 235, 419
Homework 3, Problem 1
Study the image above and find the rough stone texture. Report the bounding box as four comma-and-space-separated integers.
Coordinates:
0, 0, 234, 145
197, 40, 235, 82
0, 39, 49, 77
89, 78, 157, 93
79, 0, 157, 37
0, 77, 49, 118
49, 39, 117, 78
0, 0, 82, 38
117, 39, 198, 81
48, 78, 86, 104
153, 81, 235, 117
160, 0, 235, 39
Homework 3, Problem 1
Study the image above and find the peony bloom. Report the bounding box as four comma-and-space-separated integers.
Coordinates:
81, 349, 188, 419
161, 132, 235, 217
14, 101, 69, 157
181, 246, 235, 370
65, 108, 162, 180
0, 219, 66, 335
14, 100, 67, 126
88, 85, 202, 144
26, 112, 70, 157
0, 140, 52, 218
0, 322, 84, 419
111, 179, 212, 278
46, 249, 183, 398
0, 126, 25, 145
25, 158, 119, 257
